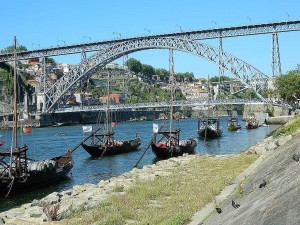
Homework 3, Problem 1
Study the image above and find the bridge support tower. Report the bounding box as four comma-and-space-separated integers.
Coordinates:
272, 32, 282, 77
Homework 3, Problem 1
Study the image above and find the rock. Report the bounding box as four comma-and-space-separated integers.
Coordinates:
277, 134, 292, 146
26, 206, 44, 218
40, 192, 60, 205
266, 142, 278, 151
255, 147, 267, 155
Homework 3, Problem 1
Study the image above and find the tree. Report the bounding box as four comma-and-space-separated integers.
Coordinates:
175, 72, 195, 82
45, 57, 56, 64
141, 64, 155, 78
262, 88, 275, 99
4, 45, 28, 53
209, 75, 231, 83
155, 68, 169, 81
275, 70, 300, 102
126, 58, 142, 74
245, 88, 257, 100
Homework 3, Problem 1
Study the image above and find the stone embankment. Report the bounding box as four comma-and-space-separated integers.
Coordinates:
0, 155, 198, 224
0, 125, 297, 224
191, 128, 300, 224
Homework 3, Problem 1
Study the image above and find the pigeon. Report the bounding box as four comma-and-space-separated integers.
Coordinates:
216, 207, 222, 214
232, 200, 240, 209
259, 179, 267, 188
292, 154, 299, 162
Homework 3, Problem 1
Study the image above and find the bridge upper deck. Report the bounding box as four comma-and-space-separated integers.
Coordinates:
0, 20, 299, 62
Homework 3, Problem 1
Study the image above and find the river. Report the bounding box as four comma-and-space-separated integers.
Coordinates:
0, 117, 279, 211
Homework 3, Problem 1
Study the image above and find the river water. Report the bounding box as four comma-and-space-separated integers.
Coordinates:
0, 117, 279, 211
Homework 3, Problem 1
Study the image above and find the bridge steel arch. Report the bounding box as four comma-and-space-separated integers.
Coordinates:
44, 37, 268, 112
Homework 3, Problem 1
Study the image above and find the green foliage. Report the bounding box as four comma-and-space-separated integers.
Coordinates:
141, 64, 155, 78
175, 72, 195, 82
0, 69, 13, 95
272, 115, 300, 137
275, 70, 300, 102
173, 111, 182, 119
167, 214, 191, 225
245, 88, 257, 100
112, 185, 124, 192
181, 106, 192, 117
262, 88, 275, 98
126, 58, 142, 74
0, 63, 34, 101
4, 45, 28, 53
210, 75, 231, 83
124, 79, 186, 104
45, 57, 56, 64
155, 68, 169, 82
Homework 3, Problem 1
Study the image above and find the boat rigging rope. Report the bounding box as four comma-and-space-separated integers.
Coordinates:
5, 176, 15, 198
100, 146, 108, 158
204, 122, 208, 141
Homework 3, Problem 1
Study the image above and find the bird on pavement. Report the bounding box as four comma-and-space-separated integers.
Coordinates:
216, 207, 222, 214
259, 179, 267, 188
292, 153, 299, 162
232, 200, 240, 209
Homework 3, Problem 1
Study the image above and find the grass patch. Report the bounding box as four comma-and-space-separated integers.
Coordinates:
272, 115, 300, 137
65, 154, 258, 225
111, 185, 124, 193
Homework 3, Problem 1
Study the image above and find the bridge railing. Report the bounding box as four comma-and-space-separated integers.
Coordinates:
53, 99, 268, 113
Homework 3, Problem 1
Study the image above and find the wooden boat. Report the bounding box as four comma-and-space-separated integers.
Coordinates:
151, 128, 197, 158
198, 117, 223, 139
81, 73, 141, 157
0, 141, 4, 146
82, 131, 141, 157
150, 49, 197, 158
246, 117, 259, 129
197, 75, 222, 139
227, 117, 241, 131
0, 147, 73, 195
0, 37, 73, 196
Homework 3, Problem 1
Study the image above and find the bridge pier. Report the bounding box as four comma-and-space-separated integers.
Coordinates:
243, 103, 290, 123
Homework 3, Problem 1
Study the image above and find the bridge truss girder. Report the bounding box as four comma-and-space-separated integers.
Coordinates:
0, 20, 300, 62
44, 37, 268, 112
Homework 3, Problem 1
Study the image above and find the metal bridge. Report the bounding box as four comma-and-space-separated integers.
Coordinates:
54, 99, 266, 114
1, 20, 299, 113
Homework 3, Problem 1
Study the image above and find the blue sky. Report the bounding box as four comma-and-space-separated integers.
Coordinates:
1, 0, 300, 78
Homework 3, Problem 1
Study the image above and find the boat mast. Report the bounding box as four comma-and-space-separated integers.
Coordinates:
105, 72, 111, 133
169, 49, 174, 135
207, 74, 211, 118
13, 36, 18, 148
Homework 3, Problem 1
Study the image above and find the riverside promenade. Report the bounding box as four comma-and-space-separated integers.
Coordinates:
0, 117, 298, 224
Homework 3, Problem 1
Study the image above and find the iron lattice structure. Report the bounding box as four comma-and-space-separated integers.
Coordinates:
272, 32, 282, 76
44, 37, 268, 112
0, 20, 300, 62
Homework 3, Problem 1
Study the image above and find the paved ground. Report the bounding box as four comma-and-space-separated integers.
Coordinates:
190, 132, 300, 225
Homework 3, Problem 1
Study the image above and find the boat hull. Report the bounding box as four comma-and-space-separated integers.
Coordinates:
82, 138, 141, 157
198, 127, 222, 139
228, 124, 241, 131
0, 152, 73, 195
246, 123, 259, 129
151, 139, 197, 158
